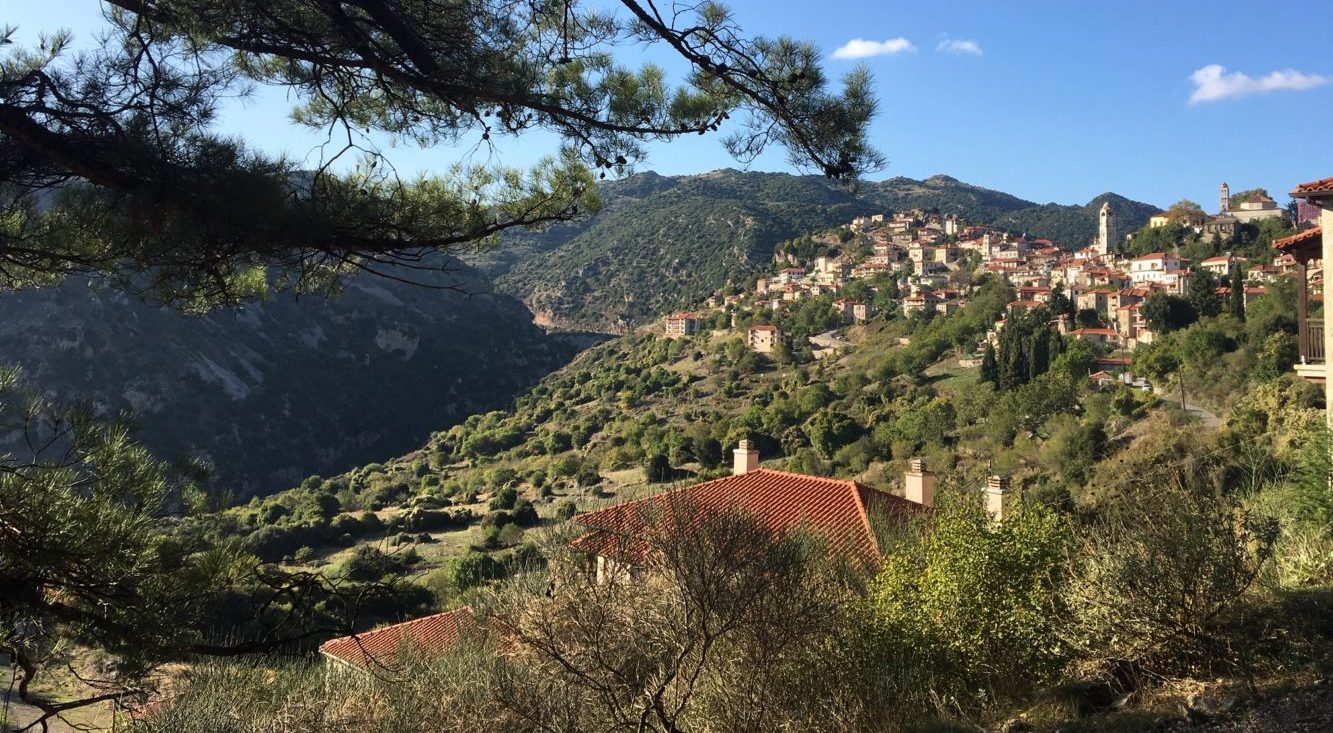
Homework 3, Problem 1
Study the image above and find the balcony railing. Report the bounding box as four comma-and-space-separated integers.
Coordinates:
1309, 322, 1325, 364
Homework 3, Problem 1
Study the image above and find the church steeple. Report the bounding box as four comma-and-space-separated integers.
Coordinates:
1096, 201, 1116, 255
1220, 182, 1230, 213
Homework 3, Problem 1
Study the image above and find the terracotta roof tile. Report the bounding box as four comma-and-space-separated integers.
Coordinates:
1274, 226, 1322, 250
1292, 178, 1333, 197
319, 607, 477, 669
571, 469, 924, 569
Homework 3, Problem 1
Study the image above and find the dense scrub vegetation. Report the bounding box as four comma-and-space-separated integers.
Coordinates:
137, 459, 1332, 732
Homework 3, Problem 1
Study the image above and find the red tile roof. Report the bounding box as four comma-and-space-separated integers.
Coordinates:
1070, 328, 1119, 337
1274, 226, 1322, 251
319, 607, 477, 669
749, 324, 780, 332
572, 468, 924, 569
1292, 178, 1333, 197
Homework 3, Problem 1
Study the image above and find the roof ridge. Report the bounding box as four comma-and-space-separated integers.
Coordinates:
845, 482, 881, 558
320, 605, 473, 650
752, 467, 859, 488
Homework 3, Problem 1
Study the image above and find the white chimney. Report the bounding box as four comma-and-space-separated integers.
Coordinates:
904, 458, 935, 507
985, 474, 1013, 523
733, 439, 759, 476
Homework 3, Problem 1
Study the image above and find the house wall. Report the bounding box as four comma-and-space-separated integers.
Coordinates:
1323, 207, 1333, 429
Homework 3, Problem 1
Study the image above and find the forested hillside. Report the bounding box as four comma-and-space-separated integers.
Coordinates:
486, 170, 1157, 331
0, 263, 581, 496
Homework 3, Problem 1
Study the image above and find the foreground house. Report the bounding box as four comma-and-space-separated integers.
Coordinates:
319, 606, 477, 671
315, 448, 1025, 670
572, 442, 929, 579
1286, 178, 1333, 421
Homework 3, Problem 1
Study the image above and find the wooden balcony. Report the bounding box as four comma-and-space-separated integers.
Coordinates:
1309, 321, 1325, 363
1291, 240, 1325, 384
1296, 320, 1325, 384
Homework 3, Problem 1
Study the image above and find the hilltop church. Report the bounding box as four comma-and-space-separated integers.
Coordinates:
1093, 201, 1117, 255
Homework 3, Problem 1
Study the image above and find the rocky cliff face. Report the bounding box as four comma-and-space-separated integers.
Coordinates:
0, 263, 579, 497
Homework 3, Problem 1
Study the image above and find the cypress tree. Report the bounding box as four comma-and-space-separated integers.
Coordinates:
1229, 266, 1246, 321
980, 343, 1000, 385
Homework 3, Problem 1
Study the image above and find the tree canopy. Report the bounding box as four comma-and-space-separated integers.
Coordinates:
1, 0, 884, 306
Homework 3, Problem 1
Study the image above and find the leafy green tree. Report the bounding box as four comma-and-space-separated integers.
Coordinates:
1254, 331, 1298, 381
1065, 482, 1277, 672
1141, 292, 1197, 334
1047, 283, 1075, 319
342, 545, 413, 582
1133, 340, 1182, 382
1245, 277, 1297, 345
1187, 268, 1222, 318
804, 409, 858, 459
1167, 199, 1205, 220
1074, 308, 1101, 329
1, 1, 883, 305
1051, 337, 1098, 379
1179, 322, 1234, 372
645, 452, 674, 483
871, 500, 1070, 707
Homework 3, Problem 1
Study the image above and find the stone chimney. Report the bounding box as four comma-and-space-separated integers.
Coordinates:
985, 474, 1013, 523
733, 439, 759, 476
904, 458, 935, 507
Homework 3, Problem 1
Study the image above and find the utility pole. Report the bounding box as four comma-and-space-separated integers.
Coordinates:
1179, 372, 1186, 410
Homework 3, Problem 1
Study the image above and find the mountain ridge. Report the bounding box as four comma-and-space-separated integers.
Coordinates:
482, 169, 1159, 331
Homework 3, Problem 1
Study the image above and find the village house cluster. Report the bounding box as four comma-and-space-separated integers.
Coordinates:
667, 182, 1310, 358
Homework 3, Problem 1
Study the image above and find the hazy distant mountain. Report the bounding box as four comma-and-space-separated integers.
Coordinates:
0, 263, 581, 497
480, 170, 1157, 331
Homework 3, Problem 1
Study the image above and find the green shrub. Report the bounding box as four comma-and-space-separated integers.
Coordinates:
488, 486, 519, 511
555, 500, 578, 520
341, 545, 411, 582
869, 499, 1070, 710
1063, 482, 1277, 674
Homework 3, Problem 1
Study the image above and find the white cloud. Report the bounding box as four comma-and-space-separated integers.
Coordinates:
1188, 64, 1330, 104
936, 39, 982, 56
831, 38, 917, 60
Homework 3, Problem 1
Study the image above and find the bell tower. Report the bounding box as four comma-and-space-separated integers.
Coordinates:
1219, 182, 1230, 213
1096, 201, 1116, 255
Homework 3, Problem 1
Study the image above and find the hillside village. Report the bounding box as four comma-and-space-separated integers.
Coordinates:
663, 182, 1311, 392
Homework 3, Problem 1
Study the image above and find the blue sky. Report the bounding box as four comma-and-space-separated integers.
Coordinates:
7, 1, 1333, 209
